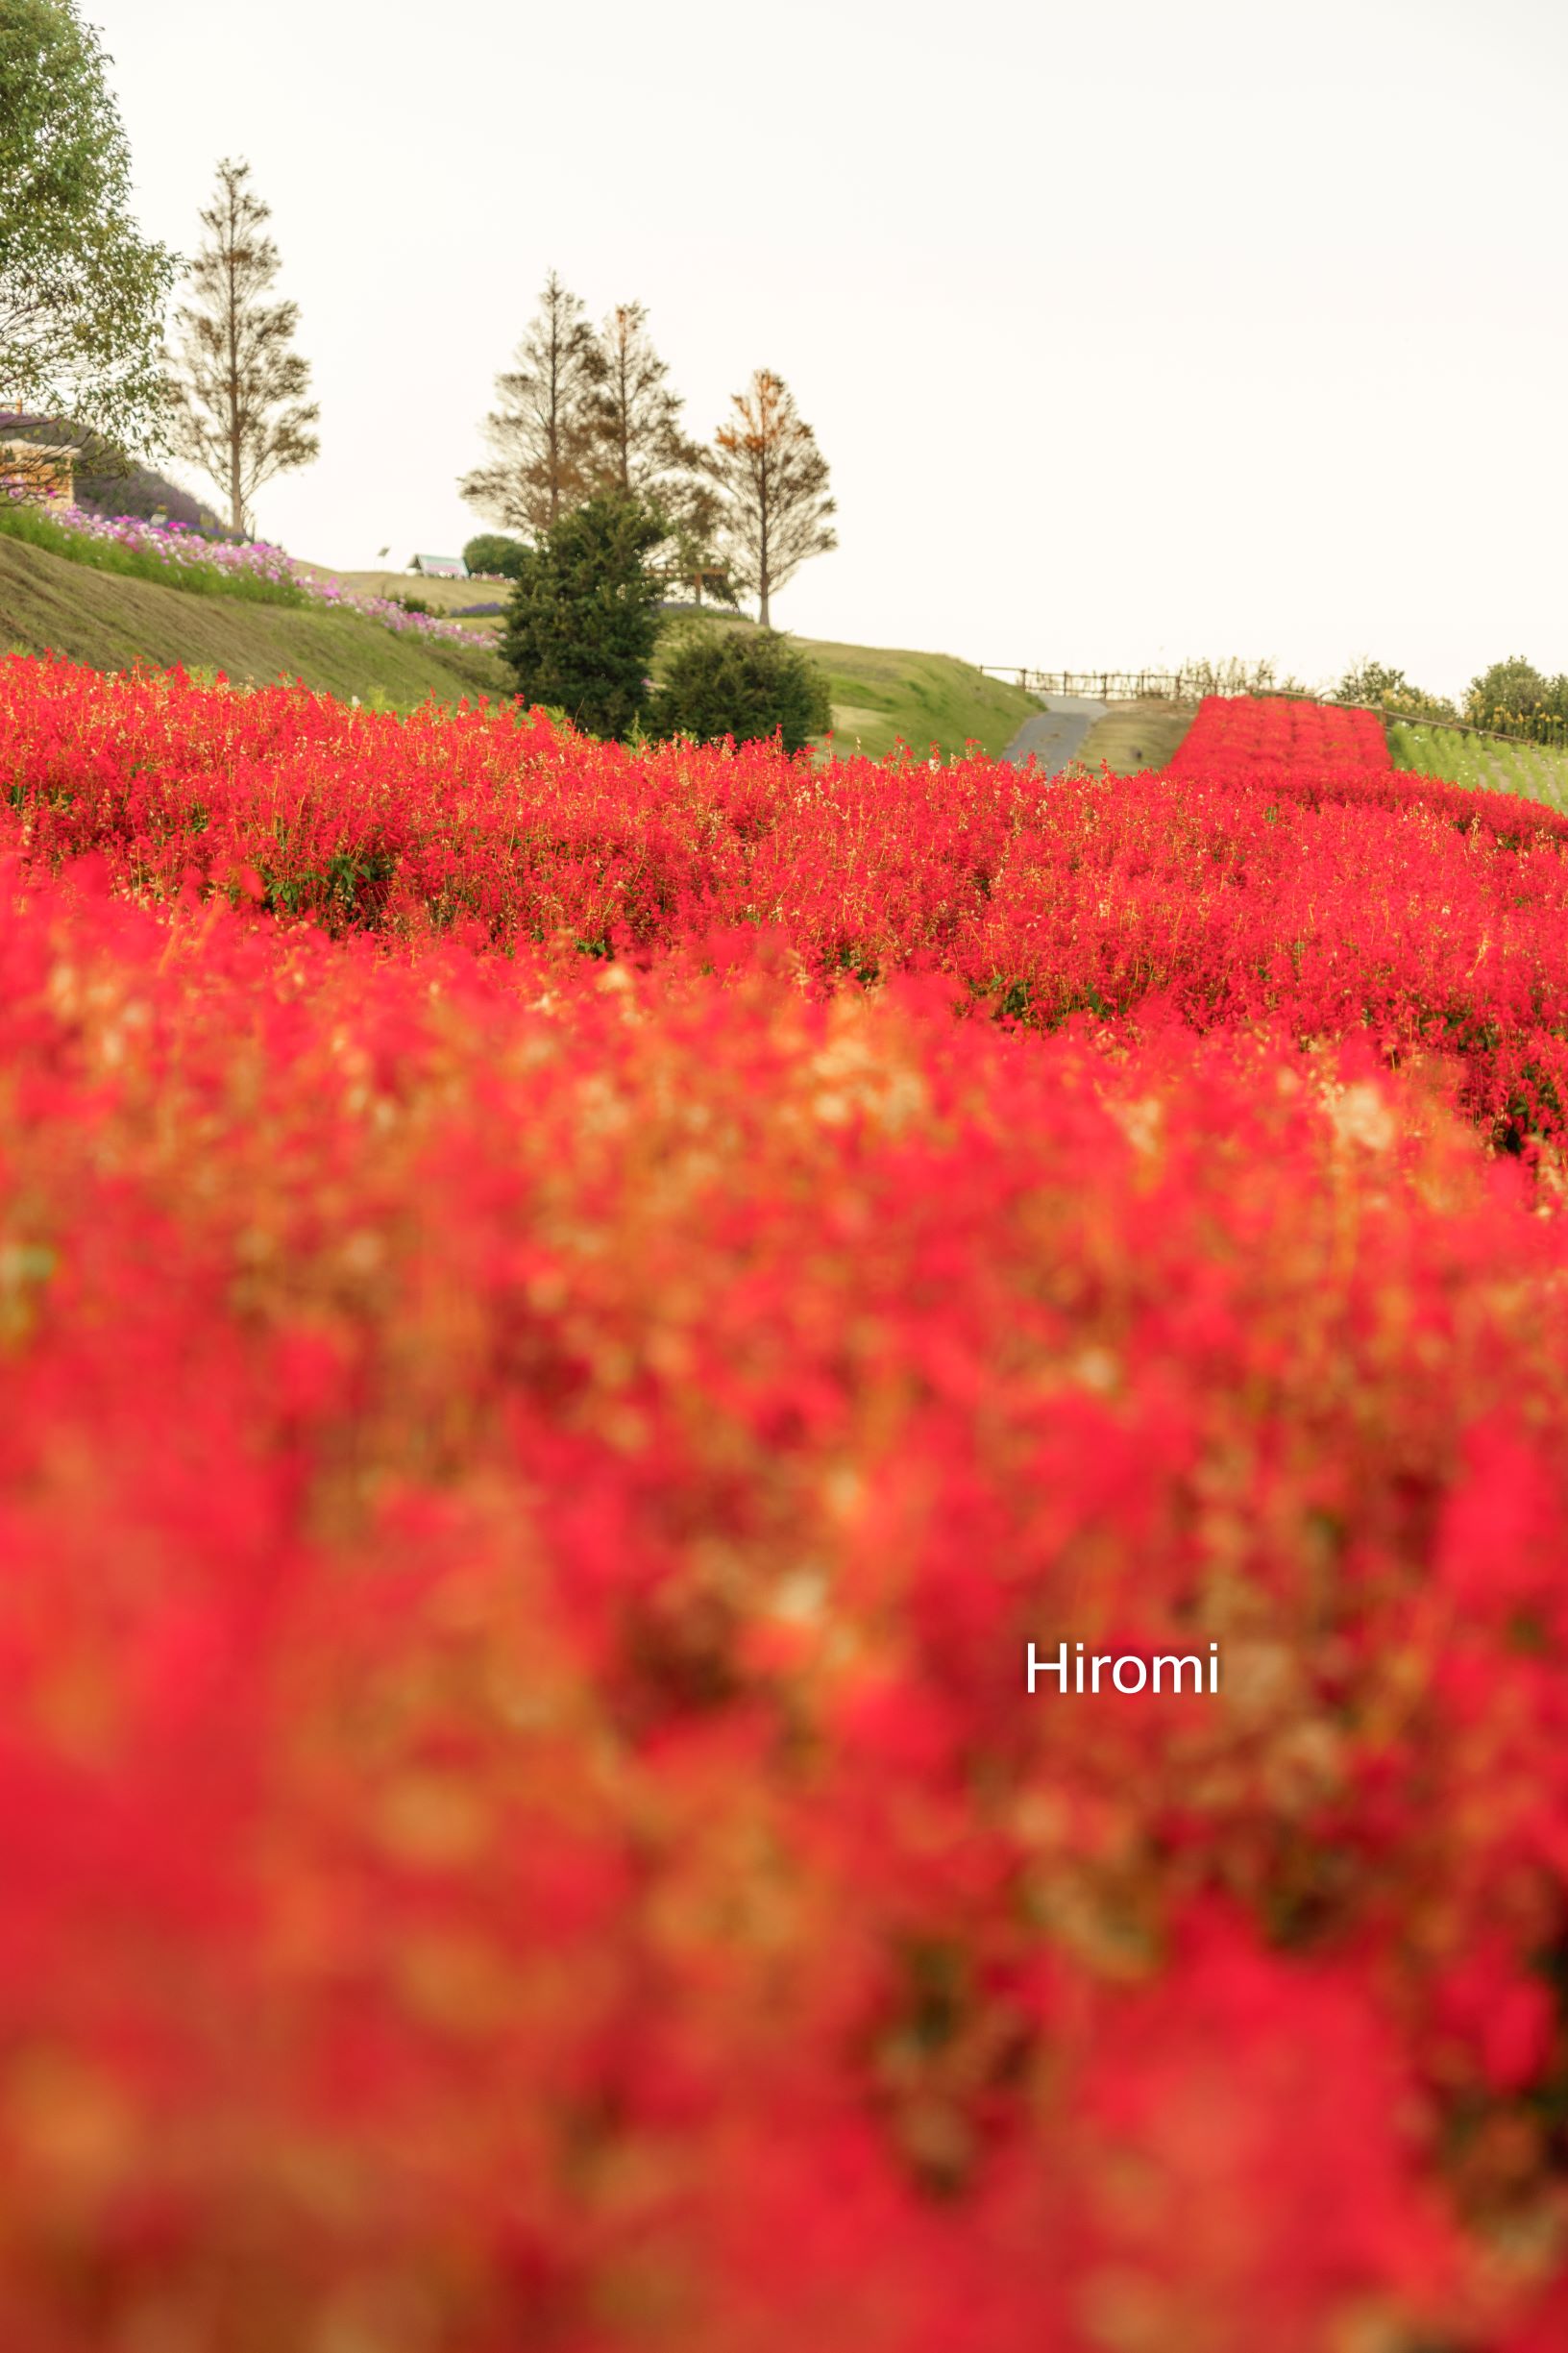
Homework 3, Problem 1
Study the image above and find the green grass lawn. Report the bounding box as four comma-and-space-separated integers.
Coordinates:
0, 533, 508, 711
798, 632, 1040, 760
321, 568, 502, 615
322, 579, 1039, 757
654, 612, 1040, 761
0, 527, 1037, 752
1072, 699, 1197, 773
1387, 719, 1568, 813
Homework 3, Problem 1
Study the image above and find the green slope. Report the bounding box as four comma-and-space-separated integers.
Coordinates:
798, 633, 1040, 759
0, 534, 508, 710
0, 529, 1039, 754
1072, 699, 1196, 773
1387, 719, 1568, 815
654, 612, 1040, 761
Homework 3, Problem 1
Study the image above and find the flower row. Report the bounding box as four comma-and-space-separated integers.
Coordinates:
1, 863, 1567, 2348
2, 493, 486, 646
7, 659, 1568, 1141
6, 664, 1568, 2344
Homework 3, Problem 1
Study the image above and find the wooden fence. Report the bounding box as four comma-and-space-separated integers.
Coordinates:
980, 668, 1189, 700
982, 670, 1568, 756
1258, 690, 1568, 755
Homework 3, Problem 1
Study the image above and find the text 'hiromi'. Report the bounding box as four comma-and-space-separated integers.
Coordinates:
1025, 1642, 1221, 1696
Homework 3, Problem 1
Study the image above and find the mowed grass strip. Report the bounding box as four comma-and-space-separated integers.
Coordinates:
1388, 719, 1568, 813
1071, 699, 1197, 774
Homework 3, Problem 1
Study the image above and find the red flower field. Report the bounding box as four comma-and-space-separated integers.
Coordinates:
5, 662, 1568, 2349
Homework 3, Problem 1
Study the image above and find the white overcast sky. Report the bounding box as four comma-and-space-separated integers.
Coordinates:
88, 0, 1566, 698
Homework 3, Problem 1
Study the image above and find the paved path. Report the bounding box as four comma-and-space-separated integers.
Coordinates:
1001, 694, 1109, 774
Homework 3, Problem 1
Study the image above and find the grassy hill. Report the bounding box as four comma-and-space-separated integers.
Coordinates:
1388, 718, 1568, 813
652, 611, 1040, 760
323, 587, 1041, 757
327, 581, 1041, 759
0, 534, 508, 710
303, 567, 506, 636
0, 532, 1039, 755
320, 567, 503, 615
802, 632, 1039, 760
1071, 699, 1196, 773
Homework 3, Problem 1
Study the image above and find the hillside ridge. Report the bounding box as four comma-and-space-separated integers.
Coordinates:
1, 529, 1041, 753
0, 532, 507, 711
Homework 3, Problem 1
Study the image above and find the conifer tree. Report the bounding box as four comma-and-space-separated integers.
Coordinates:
462, 272, 601, 537
501, 492, 665, 741
166, 158, 319, 536
587, 301, 698, 498
586, 301, 728, 598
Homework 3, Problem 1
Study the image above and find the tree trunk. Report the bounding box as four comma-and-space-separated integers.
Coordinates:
226, 184, 242, 536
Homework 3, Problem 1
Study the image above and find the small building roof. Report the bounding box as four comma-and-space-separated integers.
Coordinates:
409, 552, 467, 577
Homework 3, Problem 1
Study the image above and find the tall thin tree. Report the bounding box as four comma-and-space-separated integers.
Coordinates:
587, 301, 698, 498
707, 370, 836, 627
461, 272, 601, 538
166, 159, 319, 537
586, 300, 728, 598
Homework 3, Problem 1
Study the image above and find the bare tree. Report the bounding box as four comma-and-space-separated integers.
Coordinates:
584, 301, 731, 598
587, 301, 698, 497
165, 159, 319, 536
461, 272, 601, 537
663, 477, 736, 606
707, 370, 836, 627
